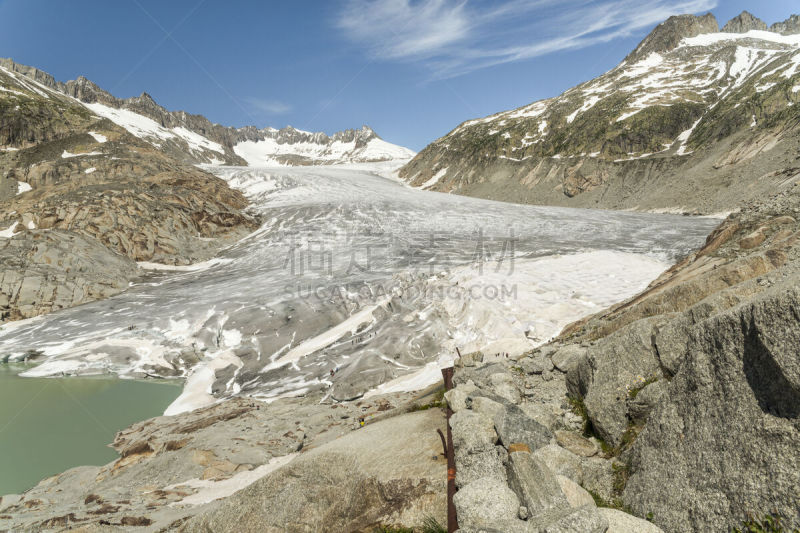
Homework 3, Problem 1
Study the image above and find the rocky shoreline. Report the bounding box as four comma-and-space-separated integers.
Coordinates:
0, 386, 448, 532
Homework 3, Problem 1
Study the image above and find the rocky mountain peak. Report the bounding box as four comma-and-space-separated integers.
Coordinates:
721, 11, 768, 33
770, 14, 800, 35
625, 13, 718, 62
62, 75, 109, 103
0, 57, 57, 88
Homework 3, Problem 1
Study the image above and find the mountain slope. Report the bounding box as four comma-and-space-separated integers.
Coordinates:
400, 12, 800, 214
0, 61, 257, 321
0, 57, 413, 321
0, 58, 415, 168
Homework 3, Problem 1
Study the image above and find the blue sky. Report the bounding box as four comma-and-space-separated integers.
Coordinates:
0, 0, 797, 151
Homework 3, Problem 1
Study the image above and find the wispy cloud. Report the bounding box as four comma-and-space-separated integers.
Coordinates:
336, 0, 718, 79
246, 97, 292, 115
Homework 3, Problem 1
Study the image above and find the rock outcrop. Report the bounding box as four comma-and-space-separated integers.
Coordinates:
623, 287, 800, 531
626, 13, 719, 61
0, 230, 138, 322
770, 14, 800, 35
553, 187, 800, 531
721, 11, 768, 33
180, 410, 445, 532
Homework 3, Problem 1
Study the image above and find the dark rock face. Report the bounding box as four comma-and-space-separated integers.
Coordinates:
625, 13, 718, 61
770, 14, 800, 35
624, 288, 800, 531
721, 11, 768, 33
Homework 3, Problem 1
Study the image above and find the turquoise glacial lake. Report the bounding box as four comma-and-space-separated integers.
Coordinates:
0, 364, 180, 495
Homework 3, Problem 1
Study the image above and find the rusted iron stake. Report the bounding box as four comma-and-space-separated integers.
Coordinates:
441, 365, 458, 533
437, 428, 447, 457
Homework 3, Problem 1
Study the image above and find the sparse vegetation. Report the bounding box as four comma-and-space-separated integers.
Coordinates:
373, 516, 446, 533
410, 386, 447, 412
733, 513, 800, 533
611, 461, 631, 496
585, 487, 630, 514
421, 516, 447, 533
627, 375, 659, 399
617, 422, 642, 453
566, 395, 613, 455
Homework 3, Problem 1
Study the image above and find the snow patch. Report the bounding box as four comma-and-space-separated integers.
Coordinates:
171, 126, 225, 155
166, 453, 297, 506
16, 181, 31, 195
137, 257, 233, 272
680, 30, 800, 49
417, 167, 448, 190
621, 53, 664, 78
62, 150, 102, 158
616, 109, 642, 122
87, 131, 107, 143
0, 221, 19, 238
675, 117, 703, 155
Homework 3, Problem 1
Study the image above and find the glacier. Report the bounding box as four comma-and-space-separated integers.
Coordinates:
0, 164, 719, 414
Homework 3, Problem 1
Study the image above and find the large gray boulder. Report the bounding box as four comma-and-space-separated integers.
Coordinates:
600, 508, 664, 533
568, 318, 664, 447
506, 451, 569, 515
453, 477, 521, 528
556, 475, 595, 509
488, 372, 522, 403
550, 345, 585, 373
494, 404, 553, 451
520, 352, 555, 374
444, 380, 478, 412
532, 444, 583, 483
525, 504, 608, 533
624, 287, 800, 532
450, 410, 497, 454
455, 445, 507, 488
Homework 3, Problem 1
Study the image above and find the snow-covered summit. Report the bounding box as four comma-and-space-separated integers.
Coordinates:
232, 124, 415, 167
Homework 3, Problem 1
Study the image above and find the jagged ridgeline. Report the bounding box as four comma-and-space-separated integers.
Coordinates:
0, 57, 413, 168
401, 12, 800, 215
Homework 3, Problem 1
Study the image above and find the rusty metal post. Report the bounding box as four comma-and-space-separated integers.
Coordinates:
437, 428, 447, 457
441, 365, 458, 532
